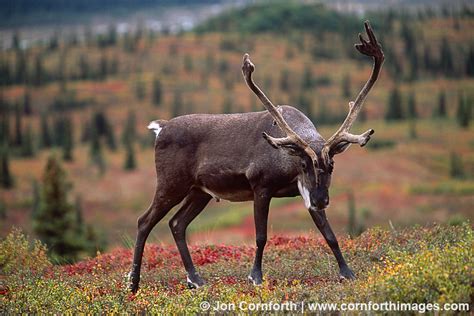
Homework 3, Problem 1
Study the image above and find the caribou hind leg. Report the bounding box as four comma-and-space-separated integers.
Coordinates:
169, 189, 212, 288
129, 189, 187, 293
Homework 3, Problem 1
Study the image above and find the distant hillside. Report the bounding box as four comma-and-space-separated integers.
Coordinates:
195, 2, 360, 34
0, 0, 221, 15
0, 0, 222, 27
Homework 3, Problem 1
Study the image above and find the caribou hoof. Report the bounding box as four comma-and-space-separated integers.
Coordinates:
127, 271, 140, 293
339, 267, 356, 281
248, 272, 263, 286
187, 274, 205, 289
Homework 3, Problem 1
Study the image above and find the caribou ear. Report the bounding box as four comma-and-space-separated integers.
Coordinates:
329, 142, 351, 156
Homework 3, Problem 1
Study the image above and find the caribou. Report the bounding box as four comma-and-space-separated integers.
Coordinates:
129, 21, 384, 293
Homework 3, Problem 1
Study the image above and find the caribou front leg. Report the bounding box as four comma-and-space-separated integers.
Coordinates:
309, 207, 355, 280
249, 191, 271, 285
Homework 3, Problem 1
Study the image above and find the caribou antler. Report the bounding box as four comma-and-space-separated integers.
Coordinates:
322, 21, 384, 158
242, 53, 318, 161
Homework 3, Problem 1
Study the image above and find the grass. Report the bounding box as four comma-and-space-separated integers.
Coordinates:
0, 223, 472, 313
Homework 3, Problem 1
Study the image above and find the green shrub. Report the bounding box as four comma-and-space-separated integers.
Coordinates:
354, 224, 473, 304
0, 228, 51, 276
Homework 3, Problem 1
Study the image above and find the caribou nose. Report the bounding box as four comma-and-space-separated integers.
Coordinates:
317, 196, 329, 210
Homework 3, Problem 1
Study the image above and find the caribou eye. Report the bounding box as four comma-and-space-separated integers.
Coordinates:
301, 161, 307, 169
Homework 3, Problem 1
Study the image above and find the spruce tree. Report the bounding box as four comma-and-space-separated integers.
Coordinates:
15, 51, 27, 84
33, 54, 44, 86
89, 125, 106, 175
218, 59, 229, 75
439, 37, 454, 76
408, 118, 417, 140
407, 92, 418, 119
0, 198, 6, 219
58, 53, 67, 91
457, 93, 471, 128
74, 195, 84, 235
280, 69, 290, 92
408, 49, 419, 81
32, 155, 85, 263
31, 179, 40, 219
341, 73, 351, 98
99, 54, 107, 80
78, 55, 90, 80
435, 91, 447, 118
80, 118, 91, 144
172, 90, 183, 117
184, 55, 193, 73
21, 126, 35, 157
92, 110, 116, 151
134, 78, 146, 101
385, 86, 404, 121
0, 57, 12, 85
466, 45, 474, 77
301, 67, 314, 90
297, 92, 314, 122
92, 111, 108, 137
109, 55, 119, 75
107, 24, 117, 46
14, 103, 23, 146
205, 51, 215, 72
152, 77, 162, 106
12, 32, 20, 51
401, 23, 416, 56
62, 116, 74, 161
40, 114, 52, 148
423, 45, 434, 73
0, 110, 10, 146
317, 100, 330, 125
450, 152, 465, 179
123, 141, 136, 171
53, 116, 66, 147
121, 111, 136, 146
0, 146, 14, 188
23, 89, 32, 115
105, 125, 117, 151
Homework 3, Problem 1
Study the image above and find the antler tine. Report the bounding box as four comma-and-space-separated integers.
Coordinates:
242, 53, 317, 161
323, 21, 384, 158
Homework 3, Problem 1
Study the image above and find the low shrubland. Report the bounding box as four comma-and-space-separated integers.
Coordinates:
0, 223, 472, 313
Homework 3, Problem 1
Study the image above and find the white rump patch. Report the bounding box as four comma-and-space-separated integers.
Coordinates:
297, 180, 311, 209
147, 121, 162, 138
